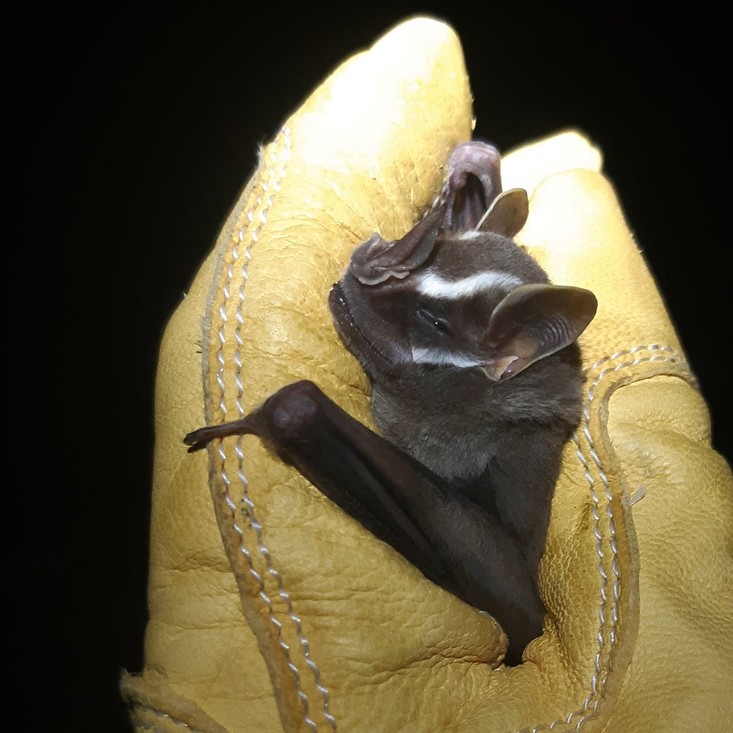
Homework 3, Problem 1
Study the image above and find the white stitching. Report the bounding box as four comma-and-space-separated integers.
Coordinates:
213, 128, 337, 731
522, 344, 690, 732
129, 703, 203, 732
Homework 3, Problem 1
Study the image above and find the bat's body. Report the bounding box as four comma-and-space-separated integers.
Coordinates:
185, 142, 597, 665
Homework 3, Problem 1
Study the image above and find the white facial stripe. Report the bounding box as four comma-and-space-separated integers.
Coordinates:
411, 346, 483, 368
455, 230, 483, 240
416, 270, 522, 300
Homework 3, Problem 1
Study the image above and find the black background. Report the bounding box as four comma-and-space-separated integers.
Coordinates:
17, 3, 729, 731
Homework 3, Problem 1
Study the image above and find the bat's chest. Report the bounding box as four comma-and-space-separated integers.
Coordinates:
405, 420, 495, 481
371, 379, 503, 481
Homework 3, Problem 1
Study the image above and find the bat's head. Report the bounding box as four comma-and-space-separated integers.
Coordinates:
329, 142, 597, 383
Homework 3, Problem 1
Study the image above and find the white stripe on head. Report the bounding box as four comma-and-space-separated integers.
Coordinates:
411, 346, 483, 368
416, 270, 523, 300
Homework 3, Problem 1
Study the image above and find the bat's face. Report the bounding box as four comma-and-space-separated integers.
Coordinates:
328, 205, 448, 377
329, 142, 597, 384
328, 226, 533, 379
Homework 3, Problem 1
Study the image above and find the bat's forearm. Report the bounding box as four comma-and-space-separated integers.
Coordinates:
185, 379, 543, 664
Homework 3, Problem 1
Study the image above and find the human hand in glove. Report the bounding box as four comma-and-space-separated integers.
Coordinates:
122, 16, 733, 733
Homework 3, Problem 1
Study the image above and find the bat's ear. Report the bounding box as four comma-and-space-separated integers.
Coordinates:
476, 188, 529, 238
349, 205, 445, 285
481, 284, 597, 380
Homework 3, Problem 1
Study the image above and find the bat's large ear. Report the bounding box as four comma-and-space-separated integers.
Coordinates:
481, 284, 597, 380
349, 205, 445, 285
476, 188, 529, 238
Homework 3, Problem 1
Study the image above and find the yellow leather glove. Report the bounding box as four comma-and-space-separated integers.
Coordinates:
121, 16, 733, 732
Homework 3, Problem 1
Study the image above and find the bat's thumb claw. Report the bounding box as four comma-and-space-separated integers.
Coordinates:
183, 428, 212, 452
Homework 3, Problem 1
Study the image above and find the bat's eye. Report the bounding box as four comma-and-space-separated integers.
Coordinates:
417, 303, 452, 336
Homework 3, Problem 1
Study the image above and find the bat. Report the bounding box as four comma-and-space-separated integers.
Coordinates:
184, 141, 598, 665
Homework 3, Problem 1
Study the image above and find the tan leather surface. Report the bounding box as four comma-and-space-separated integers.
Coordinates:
121, 16, 733, 733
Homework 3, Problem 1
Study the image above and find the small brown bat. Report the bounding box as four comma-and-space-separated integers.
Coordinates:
185, 141, 597, 665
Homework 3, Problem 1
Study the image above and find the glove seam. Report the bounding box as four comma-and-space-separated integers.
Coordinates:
525, 343, 689, 733
128, 702, 207, 733
204, 126, 337, 733
583, 343, 691, 382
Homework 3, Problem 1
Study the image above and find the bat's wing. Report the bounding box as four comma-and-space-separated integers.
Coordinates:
185, 379, 542, 664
